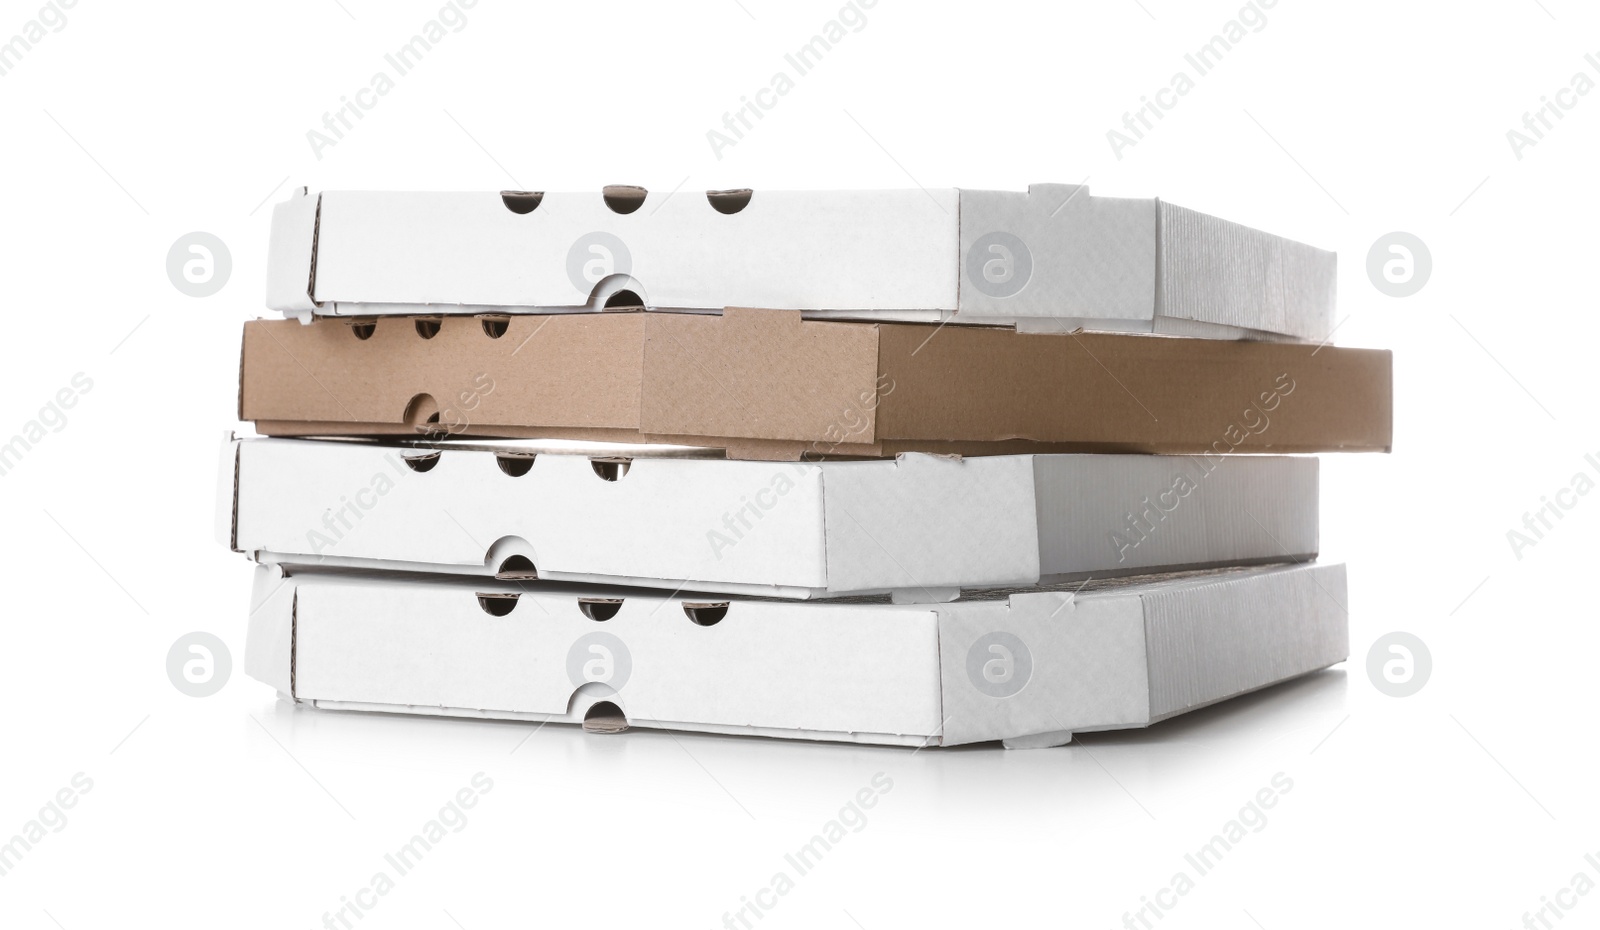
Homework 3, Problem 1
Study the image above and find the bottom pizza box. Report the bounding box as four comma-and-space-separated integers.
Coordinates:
245, 561, 1349, 749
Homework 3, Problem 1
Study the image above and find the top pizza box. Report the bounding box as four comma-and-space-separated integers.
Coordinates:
266, 184, 1335, 342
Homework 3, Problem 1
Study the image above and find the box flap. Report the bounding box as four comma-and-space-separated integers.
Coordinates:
937, 562, 1349, 745
265, 187, 319, 315
937, 592, 1151, 746
245, 566, 296, 696
957, 184, 1156, 324
821, 453, 1039, 595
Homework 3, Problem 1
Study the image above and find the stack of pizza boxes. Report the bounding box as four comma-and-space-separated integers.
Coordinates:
218, 184, 1391, 748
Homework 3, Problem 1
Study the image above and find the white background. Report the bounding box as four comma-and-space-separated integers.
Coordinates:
1, 1, 1596, 928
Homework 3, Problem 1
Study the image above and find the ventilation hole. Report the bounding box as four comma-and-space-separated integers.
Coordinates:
602, 185, 647, 214
582, 701, 629, 734
415, 318, 442, 339
350, 319, 377, 340
496, 555, 537, 580
403, 394, 439, 428
481, 315, 510, 338
402, 452, 440, 473
683, 602, 729, 626
477, 593, 519, 617
495, 453, 535, 477
500, 190, 545, 214
590, 458, 631, 481
579, 598, 623, 622
602, 289, 644, 311
707, 189, 753, 214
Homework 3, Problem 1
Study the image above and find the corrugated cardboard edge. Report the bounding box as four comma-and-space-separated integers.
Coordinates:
1143, 562, 1349, 722
1280, 238, 1337, 343
1156, 201, 1336, 342
234, 325, 246, 422
213, 432, 241, 551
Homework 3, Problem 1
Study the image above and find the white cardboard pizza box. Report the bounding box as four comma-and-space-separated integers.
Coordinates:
244, 561, 1350, 748
265, 185, 1334, 341
222, 436, 1319, 601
